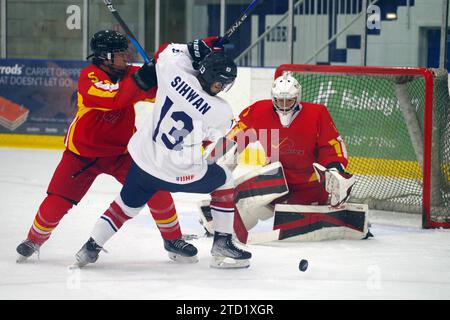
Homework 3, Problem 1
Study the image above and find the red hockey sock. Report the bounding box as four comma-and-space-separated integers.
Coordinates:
90, 200, 135, 246
210, 189, 235, 234
27, 194, 74, 246
148, 192, 181, 241
102, 200, 133, 231
210, 189, 248, 242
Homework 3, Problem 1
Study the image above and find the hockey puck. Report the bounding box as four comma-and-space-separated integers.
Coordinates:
299, 259, 308, 272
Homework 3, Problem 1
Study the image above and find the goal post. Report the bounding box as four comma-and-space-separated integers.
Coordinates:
275, 64, 450, 229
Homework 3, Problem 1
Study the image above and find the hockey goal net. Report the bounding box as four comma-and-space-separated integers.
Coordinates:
275, 65, 450, 229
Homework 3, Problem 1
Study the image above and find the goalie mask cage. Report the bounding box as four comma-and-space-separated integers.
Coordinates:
275, 65, 450, 229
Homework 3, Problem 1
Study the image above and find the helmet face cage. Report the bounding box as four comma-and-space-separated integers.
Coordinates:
214, 73, 236, 93
197, 52, 237, 96
271, 74, 302, 113
104, 48, 133, 61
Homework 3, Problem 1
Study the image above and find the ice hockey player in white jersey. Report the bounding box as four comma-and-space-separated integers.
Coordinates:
74, 36, 252, 269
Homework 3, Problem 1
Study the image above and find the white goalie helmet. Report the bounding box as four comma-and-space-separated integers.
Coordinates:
271, 73, 302, 127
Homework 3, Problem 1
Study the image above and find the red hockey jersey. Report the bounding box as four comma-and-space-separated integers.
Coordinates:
64, 64, 156, 157
229, 99, 348, 187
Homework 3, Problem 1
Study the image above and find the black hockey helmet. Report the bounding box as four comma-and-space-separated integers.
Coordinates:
87, 30, 129, 61
197, 52, 237, 96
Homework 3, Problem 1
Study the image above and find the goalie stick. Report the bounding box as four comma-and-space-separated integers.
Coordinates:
102, 0, 151, 65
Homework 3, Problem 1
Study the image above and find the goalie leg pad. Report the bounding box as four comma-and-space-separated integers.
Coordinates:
235, 162, 288, 233
273, 203, 369, 241
236, 204, 274, 231
197, 162, 289, 243
235, 161, 289, 210
236, 205, 259, 230
199, 162, 289, 234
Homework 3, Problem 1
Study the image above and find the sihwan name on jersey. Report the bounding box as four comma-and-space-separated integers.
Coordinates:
171, 76, 212, 115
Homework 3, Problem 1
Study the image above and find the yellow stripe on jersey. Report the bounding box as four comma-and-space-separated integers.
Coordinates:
66, 93, 98, 155
67, 92, 122, 154
87, 85, 118, 98
328, 138, 343, 157
65, 114, 80, 154
308, 173, 318, 182
226, 121, 247, 140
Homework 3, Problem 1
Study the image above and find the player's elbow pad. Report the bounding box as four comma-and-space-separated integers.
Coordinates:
132, 62, 157, 91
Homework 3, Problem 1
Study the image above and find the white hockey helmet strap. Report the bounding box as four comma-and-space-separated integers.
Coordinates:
271, 73, 302, 112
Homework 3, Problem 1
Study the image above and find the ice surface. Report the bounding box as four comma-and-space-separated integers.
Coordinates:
1, 148, 449, 299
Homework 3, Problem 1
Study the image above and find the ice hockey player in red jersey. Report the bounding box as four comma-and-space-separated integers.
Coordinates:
16, 30, 196, 263
199, 73, 356, 238
231, 73, 352, 205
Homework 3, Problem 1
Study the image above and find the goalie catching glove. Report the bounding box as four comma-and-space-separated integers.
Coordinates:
313, 162, 355, 207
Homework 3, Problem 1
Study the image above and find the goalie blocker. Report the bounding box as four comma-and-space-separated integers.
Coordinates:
198, 162, 371, 244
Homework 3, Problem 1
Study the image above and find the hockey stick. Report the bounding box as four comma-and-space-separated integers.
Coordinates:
102, 0, 151, 65
216, 0, 265, 46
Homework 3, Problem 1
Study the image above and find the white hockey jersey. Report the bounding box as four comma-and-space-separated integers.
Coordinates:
128, 43, 234, 184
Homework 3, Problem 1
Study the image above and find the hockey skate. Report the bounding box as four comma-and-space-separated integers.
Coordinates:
210, 232, 252, 269
16, 240, 40, 263
73, 237, 104, 268
164, 238, 198, 263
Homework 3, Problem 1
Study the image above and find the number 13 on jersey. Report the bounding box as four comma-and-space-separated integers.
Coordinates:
152, 96, 194, 151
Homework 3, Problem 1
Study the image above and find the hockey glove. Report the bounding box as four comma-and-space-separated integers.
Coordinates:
188, 36, 228, 69
132, 62, 157, 91
313, 162, 355, 207
204, 35, 228, 51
